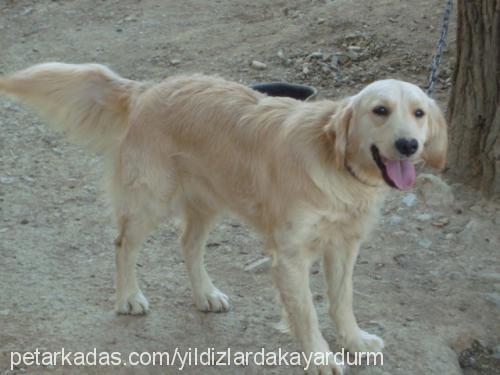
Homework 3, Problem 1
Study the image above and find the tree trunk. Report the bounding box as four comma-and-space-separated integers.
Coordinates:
447, 0, 500, 195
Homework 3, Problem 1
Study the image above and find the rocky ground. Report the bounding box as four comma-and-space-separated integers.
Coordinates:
0, 0, 499, 374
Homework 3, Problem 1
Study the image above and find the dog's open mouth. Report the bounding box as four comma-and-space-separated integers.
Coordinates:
370, 145, 416, 190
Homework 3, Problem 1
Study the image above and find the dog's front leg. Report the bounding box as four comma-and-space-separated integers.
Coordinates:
273, 252, 343, 375
323, 239, 384, 353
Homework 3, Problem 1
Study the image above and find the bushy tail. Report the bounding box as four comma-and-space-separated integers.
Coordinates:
0, 62, 145, 152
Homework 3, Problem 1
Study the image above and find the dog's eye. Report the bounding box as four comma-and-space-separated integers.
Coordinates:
415, 108, 425, 118
373, 106, 389, 116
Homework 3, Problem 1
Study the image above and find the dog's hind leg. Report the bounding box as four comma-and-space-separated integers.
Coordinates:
113, 209, 158, 315
181, 203, 229, 312
111, 174, 171, 315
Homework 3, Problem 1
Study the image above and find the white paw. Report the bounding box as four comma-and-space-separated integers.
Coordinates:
116, 291, 149, 315
274, 317, 291, 334
341, 330, 384, 353
308, 358, 344, 375
193, 287, 230, 312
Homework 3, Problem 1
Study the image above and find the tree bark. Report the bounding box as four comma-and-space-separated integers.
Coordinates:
447, 0, 500, 195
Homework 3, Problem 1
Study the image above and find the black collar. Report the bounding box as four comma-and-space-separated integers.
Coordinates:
343, 128, 383, 188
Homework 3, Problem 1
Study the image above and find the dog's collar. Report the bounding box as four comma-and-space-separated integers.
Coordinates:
343, 126, 383, 189
344, 158, 381, 188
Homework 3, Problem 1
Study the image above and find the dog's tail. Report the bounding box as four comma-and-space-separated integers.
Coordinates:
0, 62, 145, 152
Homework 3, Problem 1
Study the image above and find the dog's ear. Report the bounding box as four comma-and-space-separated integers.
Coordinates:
323, 100, 353, 169
422, 99, 448, 170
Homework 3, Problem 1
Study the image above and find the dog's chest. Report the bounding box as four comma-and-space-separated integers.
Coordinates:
297, 202, 380, 248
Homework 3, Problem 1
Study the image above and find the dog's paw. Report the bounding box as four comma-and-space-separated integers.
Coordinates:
274, 317, 291, 334
308, 360, 344, 375
341, 330, 384, 353
116, 291, 149, 315
194, 288, 230, 313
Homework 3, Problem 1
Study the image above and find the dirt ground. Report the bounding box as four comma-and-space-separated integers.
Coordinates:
0, 0, 499, 374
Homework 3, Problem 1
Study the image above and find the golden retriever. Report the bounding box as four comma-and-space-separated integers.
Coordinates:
0, 63, 447, 374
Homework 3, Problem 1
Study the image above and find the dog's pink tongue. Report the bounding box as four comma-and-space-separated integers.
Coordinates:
384, 159, 416, 190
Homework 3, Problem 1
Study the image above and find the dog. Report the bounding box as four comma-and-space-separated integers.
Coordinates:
0, 63, 447, 374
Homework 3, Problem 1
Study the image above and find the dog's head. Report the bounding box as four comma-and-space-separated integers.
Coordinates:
324, 79, 447, 190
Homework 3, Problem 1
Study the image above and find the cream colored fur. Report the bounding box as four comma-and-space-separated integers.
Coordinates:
0, 63, 447, 375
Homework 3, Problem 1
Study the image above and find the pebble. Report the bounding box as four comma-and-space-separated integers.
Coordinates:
331, 52, 349, 67
244, 257, 271, 272
432, 217, 450, 228
389, 215, 403, 225
22, 7, 33, 16
309, 51, 324, 59
170, 59, 181, 66
347, 45, 363, 61
402, 193, 417, 207
415, 213, 432, 222
483, 292, 500, 307
0, 176, 16, 185
448, 272, 463, 281
417, 238, 432, 249
251, 60, 267, 70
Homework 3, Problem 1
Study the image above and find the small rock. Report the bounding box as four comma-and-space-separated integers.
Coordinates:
432, 217, 450, 228
416, 213, 433, 222
317, 18, 325, 24
347, 45, 363, 61
309, 51, 323, 59
402, 193, 417, 207
251, 60, 267, 70
22, 7, 33, 16
483, 292, 500, 307
244, 257, 271, 272
0, 176, 16, 185
20, 219, 29, 225
331, 52, 349, 67
389, 215, 403, 225
277, 49, 286, 60
170, 59, 181, 66
415, 173, 454, 207
302, 65, 310, 74
417, 238, 432, 249
448, 272, 463, 281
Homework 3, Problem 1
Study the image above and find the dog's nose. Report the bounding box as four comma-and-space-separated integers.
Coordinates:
395, 138, 419, 157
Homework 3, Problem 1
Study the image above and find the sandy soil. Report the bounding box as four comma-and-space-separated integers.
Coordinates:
0, 1, 499, 374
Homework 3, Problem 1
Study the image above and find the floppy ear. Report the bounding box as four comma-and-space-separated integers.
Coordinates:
422, 99, 448, 170
323, 100, 353, 169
